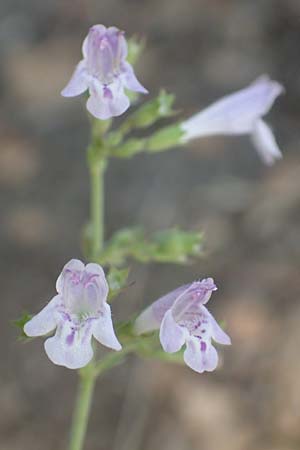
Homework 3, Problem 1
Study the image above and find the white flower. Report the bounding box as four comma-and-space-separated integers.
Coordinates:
135, 278, 231, 374
24, 259, 121, 369
181, 75, 284, 165
61, 25, 148, 120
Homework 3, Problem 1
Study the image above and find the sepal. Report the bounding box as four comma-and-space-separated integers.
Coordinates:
146, 123, 184, 152
120, 90, 176, 133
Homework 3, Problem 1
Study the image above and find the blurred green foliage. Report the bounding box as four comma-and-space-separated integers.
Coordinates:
97, 226, 203, 266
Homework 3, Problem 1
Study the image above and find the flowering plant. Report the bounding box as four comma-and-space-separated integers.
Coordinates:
61, 25, 147, 119
16, 24, 284, 450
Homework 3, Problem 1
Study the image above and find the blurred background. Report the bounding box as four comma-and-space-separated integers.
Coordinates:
1, 0, 300, 449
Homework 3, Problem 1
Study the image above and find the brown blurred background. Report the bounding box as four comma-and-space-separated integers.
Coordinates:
1, 0, 300, 449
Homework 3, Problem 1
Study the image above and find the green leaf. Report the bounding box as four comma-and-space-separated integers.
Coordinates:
150, 228, 203, 263
97, 227, 203, 267
13, 313, 33, 341
105, 91, 181, 159
146, 122, 184, 152
107, 267, 130, 301
98, 227, 144, 266
111, 137, 147, 158
108, 123, 184, 159
119, 90, 177, 134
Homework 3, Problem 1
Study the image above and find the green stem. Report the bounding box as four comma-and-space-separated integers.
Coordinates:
69, 365, 96, 450
69, 126, 107, 450
90, 160, 105, 260
68, 345, 135, 450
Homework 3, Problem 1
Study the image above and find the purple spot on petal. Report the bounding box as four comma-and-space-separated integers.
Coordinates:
60, 311, 72, 322
200, 341, 207, 352
66, 330, 75, 346
103, 86, 113, 99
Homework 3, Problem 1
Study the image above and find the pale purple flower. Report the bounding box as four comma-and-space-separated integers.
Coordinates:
61, 25, 148, 120
181, 75, 284, 165
135, 278, 231, 374
24, 259, 121, 369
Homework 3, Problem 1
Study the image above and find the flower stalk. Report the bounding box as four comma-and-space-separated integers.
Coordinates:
90, 160, 105, 260
69, 123, 107, 450
69, 363, 96, 450
68, 339, 149, 450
